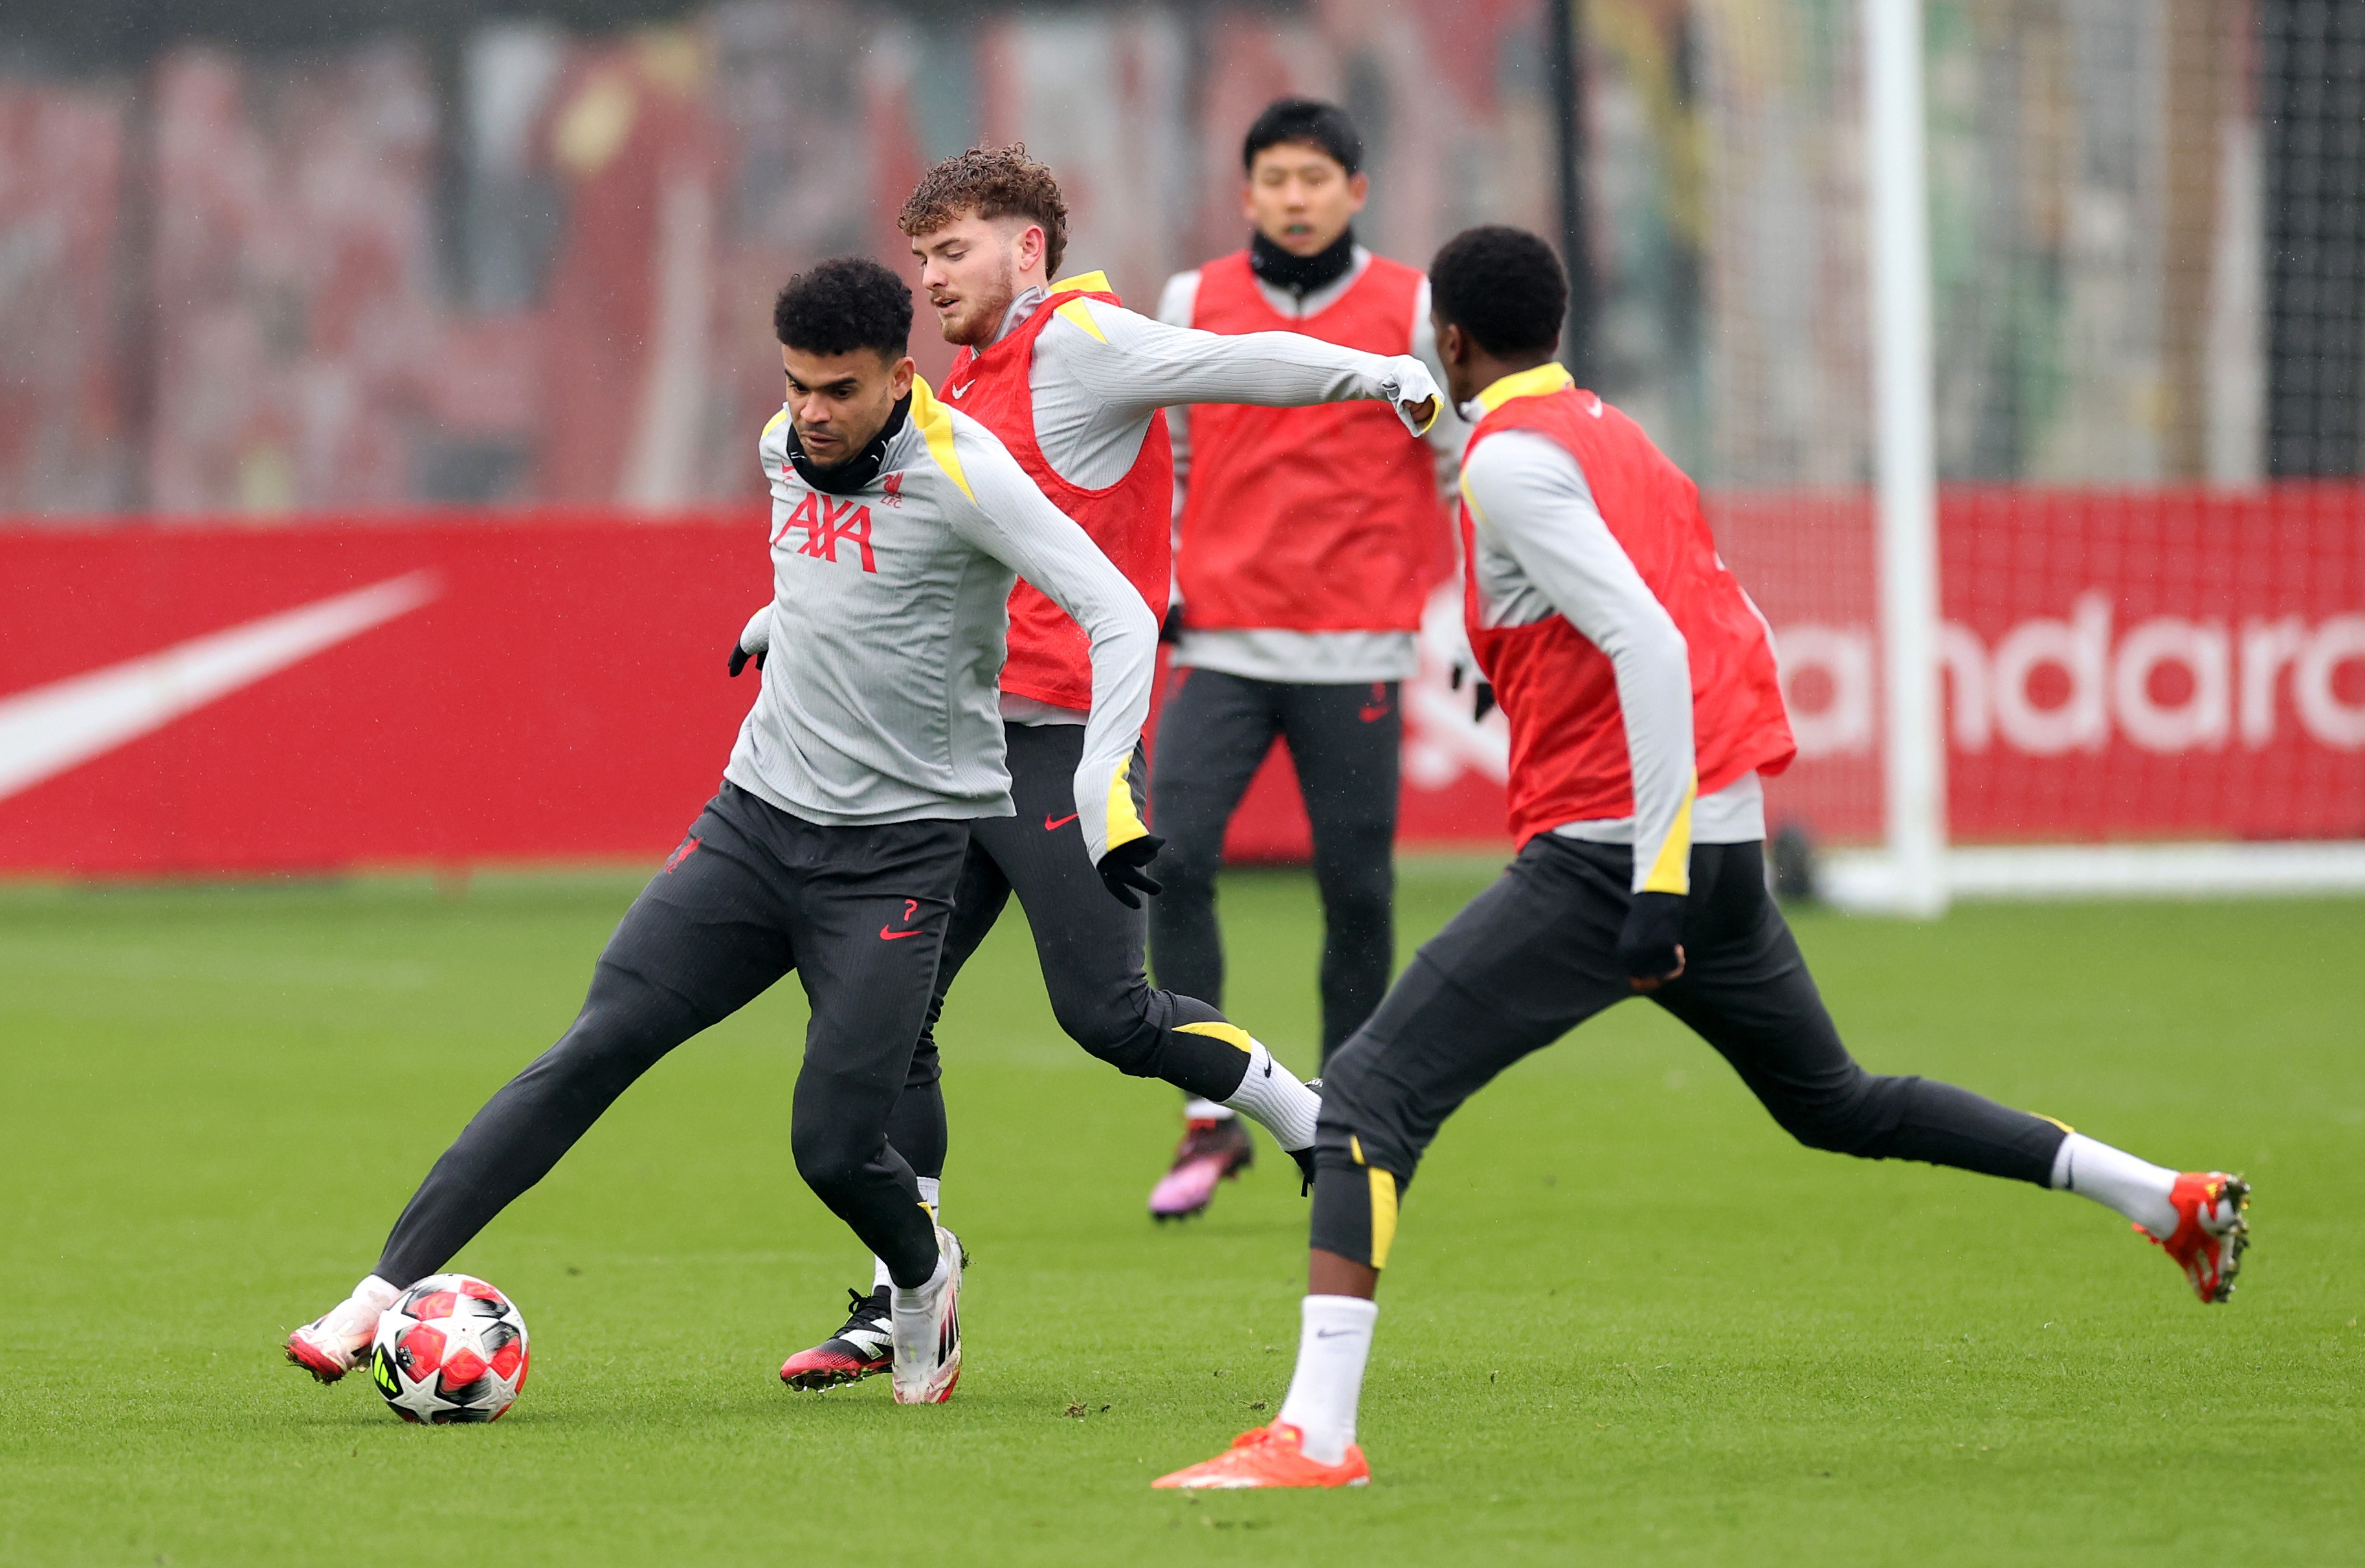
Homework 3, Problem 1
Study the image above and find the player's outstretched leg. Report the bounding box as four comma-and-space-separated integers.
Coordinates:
1652, 840, 2250, 1303
1147, 672, 1292, 1214
287, 793, 799, 1381
981, 722, 1321, 1219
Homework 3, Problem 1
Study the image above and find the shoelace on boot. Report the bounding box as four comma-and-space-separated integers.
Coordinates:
834, 1286, 889, 1337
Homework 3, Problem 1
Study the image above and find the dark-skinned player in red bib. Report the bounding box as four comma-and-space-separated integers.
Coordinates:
1154, 226, 2251, 1490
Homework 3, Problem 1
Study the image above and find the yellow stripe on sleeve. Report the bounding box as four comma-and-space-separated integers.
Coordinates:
1174, 1021, 1257, 1057
1104, 752, 1149, 852
1640, 773, 1698, 895
1047, 270, 1111, 296
1368, 1168, 1399, 1270
907, 376, 974, 502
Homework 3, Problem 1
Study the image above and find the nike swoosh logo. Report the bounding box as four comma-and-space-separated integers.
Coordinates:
948, 382, 969, 398
1043, 812, 1079, 830
1314, 1327, 1360, 1338
1586, 394, 1604, 417
0, 571, 439, 805
879, 925, 924, 940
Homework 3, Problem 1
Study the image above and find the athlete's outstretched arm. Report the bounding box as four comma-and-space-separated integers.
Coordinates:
1460, 430, 1697, 898
1047, 297, 1439, 435
937, 414, 1160, 874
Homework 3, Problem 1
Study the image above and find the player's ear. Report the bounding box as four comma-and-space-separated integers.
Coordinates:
1346, 171, 1370, 211
1017, 223, 1046, 274
890, 355, 916, 400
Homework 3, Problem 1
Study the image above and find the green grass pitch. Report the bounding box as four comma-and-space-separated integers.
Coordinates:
2, 863, 2359, 1564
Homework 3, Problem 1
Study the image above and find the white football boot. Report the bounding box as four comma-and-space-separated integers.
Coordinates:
889, 1226, 964, 1405
284, 1275, 399, 1383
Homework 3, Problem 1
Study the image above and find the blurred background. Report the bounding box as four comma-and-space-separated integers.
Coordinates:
11, 0, 2341, 518
3, 0, 2362, 886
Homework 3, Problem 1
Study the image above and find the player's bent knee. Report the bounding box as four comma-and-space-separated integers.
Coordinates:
1770, 1068, 1907, 1157
1072, 1028, 1164, 1077
788, 1125, 873, 1197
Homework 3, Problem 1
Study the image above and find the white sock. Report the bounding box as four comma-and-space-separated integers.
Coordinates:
2051, 1132, 2179, 1238
1184, 1098, 1235, 1121
872, 1180, 944, 1295
891, 1247, 949, 1305
323, 1275, 399, 1343
1275, 1294, 1378, 1464
1223, 1041, 1321, 1152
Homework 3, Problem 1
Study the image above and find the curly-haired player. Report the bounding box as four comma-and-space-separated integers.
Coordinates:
289, 258, 1166, 1407
1153, 226, 2250, 1489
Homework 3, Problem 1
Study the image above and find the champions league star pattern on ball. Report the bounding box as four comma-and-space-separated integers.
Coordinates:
369, 1275, 530, 1424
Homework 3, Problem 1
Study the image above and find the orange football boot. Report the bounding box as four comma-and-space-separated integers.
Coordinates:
2146, 1171, 2250, 1303
1153, 1422, 1370, 1490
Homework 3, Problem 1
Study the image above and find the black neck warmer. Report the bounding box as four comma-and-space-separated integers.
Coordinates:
788, 393, 912, 495
1249, 226, 1357, 298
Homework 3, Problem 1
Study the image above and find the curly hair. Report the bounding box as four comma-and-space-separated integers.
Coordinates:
896, 144, 1069, 278
772, 256, 913, 359
1428, 226, 1568, 356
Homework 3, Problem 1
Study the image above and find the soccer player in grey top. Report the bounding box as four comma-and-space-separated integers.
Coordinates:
286, 258, 1159, 1408
751, 146, 1450, 1389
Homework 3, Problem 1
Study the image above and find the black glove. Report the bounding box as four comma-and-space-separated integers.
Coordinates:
1447, 658, 1495, 721
1097, 834, 1166, 909
729, 605, 772, 677
1617, 891, 1687, 991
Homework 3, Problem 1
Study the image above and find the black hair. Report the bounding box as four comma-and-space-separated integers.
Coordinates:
1428, 226, 1568, 356
1241, 98, 1362, 176
772, 256, 913, 358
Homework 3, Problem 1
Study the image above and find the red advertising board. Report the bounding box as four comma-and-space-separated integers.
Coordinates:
4, 487, 2362, 877
1720, 486, 2365, 845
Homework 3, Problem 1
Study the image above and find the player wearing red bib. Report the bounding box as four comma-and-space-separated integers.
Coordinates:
1148, 100, 1466, 1219
1153, 227, 2250, 1490
752, 147, 1446, 1386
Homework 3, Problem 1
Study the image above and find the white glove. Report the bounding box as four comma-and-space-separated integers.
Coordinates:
727, 604, 773, 677
1381, 355, 1444, 436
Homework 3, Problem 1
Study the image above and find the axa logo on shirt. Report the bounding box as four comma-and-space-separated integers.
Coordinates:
773, 491, 878, 573
1775, 597, 2365, 758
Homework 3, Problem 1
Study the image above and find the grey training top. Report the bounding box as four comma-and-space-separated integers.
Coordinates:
725, 377, 1159, 868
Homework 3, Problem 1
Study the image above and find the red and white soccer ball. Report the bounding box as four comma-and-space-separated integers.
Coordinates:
368, 1274, 529, 1424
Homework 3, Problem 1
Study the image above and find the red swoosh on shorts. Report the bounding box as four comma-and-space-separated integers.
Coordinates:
879, 925, 923, 940
1043, 812, 1080, 830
